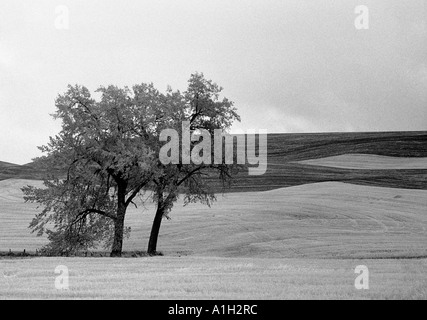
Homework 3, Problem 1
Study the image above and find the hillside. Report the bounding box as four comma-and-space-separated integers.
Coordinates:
225, 131, 427, 191
0, 162, 44, 181
297, 154, 427, 170
0, 131, 426, 259
1, 131, 426, 191
1, 179, 426, 259
127, 182, 427, 259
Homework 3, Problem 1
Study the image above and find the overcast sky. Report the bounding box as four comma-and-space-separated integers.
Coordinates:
0, 0, 426, 164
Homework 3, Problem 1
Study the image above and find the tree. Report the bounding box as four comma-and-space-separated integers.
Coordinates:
143, 73, 241, 254
23, 73, 241, 257
23, 84, 155, 257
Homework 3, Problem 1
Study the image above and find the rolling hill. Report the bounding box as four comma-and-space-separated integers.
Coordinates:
1, 179, 426, 259
0, 161, 44, 182
1, 131, 426, 191
1, 131, 426, 256
0, 130, 426, 256
297, 154, 427, 170
218, 131, 427, 191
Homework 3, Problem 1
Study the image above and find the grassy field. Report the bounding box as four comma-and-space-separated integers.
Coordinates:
1, 257, 426, 299
1, 177, 426, 299
1, 179, 426, 259
1, 131, 426, 299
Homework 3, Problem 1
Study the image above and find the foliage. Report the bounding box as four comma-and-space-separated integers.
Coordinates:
22, 72, 241, 256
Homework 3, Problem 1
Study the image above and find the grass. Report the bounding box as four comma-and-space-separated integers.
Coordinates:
1, 256, 426, 299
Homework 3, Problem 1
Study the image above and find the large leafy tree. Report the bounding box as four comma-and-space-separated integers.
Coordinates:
23, 84, 155, 256
23, 73, 241, 256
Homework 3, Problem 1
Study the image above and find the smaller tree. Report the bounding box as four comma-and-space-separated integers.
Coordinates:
142, 73, 242, 255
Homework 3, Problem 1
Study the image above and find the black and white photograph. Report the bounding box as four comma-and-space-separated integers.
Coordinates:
0, 0, 426, 305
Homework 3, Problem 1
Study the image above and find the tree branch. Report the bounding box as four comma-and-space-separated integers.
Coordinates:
125, 176, 151, 207
176, 165, 205, 187
74, 208, 117, 224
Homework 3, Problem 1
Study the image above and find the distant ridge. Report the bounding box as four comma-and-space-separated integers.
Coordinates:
218, 131, 427, 191
1, 131, 426, 190
0, 161, 21, 168
0, 161, 45, 181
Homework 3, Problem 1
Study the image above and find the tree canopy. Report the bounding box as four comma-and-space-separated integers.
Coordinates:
23, 73, 241, 256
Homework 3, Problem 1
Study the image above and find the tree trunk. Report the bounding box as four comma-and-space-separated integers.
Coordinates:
147, 205, 164, 255
110, 183, 127, 257
110, 210, 125, 257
